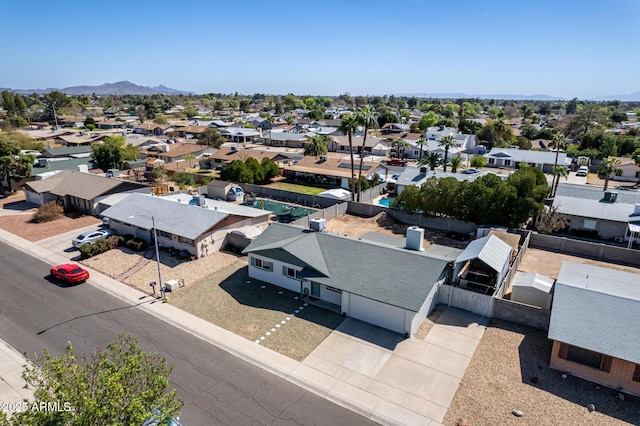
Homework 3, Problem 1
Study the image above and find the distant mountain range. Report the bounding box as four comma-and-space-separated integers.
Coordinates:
400, 91, 640, 102
0, 81, 194, 96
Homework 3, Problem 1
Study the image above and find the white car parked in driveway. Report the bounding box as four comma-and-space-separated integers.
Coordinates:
72, 229, 113, 248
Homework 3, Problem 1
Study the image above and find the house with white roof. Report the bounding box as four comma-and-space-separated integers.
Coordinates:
484, 147, 570, 173
394, 166, 492, 196
100, 193, 271, 258
548, 261, 640, 396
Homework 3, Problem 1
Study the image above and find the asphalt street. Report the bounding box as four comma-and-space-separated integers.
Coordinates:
0, 242, 376, 425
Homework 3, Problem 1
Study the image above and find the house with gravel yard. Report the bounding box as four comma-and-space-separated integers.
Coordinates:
548, 261, 640, 397
243, 223, 456, 336
484, 147, 571, 173
23, 169, 151, 215
100, 193, 271, 258
283, 155, 389, 189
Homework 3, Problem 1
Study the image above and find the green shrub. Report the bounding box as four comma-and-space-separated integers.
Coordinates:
125, 237, 147, 252
78, 236, 120, 259
32, 201, 63, 223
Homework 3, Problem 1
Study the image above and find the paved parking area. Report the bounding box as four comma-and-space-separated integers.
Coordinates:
35, 223, 102, 262
302, 308, 487, 424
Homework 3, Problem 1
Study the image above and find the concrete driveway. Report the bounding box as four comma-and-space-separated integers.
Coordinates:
302, 307, 486, 425
34, 223, 105, 262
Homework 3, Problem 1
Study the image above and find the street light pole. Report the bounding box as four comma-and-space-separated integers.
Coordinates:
129, 214, 162, 297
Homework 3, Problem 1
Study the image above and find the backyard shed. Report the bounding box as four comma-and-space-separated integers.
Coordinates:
511, 272, 553, 310
454, 235, 512, 295
207, 180, 244, 201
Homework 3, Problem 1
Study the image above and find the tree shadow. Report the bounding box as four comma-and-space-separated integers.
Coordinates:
485, 320, 640, 424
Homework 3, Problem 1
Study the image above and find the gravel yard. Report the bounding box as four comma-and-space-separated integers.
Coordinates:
169, 262, 345, 361
444, 320, 640, 426
0, 193, 102, 241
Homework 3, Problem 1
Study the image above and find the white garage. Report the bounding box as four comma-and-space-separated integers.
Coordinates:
347, 294, 408, 334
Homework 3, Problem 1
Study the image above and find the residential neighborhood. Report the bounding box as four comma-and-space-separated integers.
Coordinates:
1, 4, 640, 421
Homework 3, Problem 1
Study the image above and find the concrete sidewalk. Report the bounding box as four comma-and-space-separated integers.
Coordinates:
0, 227, 487, 425
0, 338, 33, 414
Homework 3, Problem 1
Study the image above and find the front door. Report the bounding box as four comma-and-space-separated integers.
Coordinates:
311, 282, 321, 298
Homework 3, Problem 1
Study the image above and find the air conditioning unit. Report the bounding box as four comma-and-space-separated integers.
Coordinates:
419, 166, 428, 175
230, 146, 238, 152
614, 236, 624, 243
603, 191, 618, 203
309, 218, 326, 232
318, 155, 328, 161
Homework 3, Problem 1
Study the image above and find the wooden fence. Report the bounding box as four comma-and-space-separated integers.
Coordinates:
437, 284, 495, 317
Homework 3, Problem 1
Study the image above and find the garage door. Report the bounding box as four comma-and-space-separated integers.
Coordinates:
349, 294, 406, 334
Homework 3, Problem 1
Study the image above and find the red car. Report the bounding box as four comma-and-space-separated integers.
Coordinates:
50, 264, 90, 284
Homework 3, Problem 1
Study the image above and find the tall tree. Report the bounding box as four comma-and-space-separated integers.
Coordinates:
92, 139, 124, 171
632, 148, 640, 184
438, 134, 457, 172
338, 113, 358, 200
355, 106, 378, 201
418, 152, 441, 171
390, 138, 409, 159
0, 136, 35, 186
599, 156, 621, 191
11, 335, 182, 426
197, 128, 225, 148
549, 132, 567, 192
552, 165, 568, 197
303, 135, 329, 157
415, 136, 427, 159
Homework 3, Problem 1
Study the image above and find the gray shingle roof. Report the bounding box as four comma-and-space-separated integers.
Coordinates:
555, 183, 640, 205
25, 170, 149, 200
485, 148, 570, 165
101, 193, 228, 240
548, 261, 640, 364
553, 195, 638, 222
243, 224, 450, 311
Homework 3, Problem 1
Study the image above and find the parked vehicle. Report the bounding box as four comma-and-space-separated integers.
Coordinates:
50, 264, 90, 284
463, 168, 481, 174
576, 166, 589, 177
386, 159, 407, 166
72, 229, 113, 248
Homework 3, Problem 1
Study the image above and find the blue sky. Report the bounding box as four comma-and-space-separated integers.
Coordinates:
1, 0, 638, 99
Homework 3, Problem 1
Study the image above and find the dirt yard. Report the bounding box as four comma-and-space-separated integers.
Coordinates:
444, 320, 640, 426
517, 247, 640, 279
0, 194, 101, 241
326, 212, 470, 249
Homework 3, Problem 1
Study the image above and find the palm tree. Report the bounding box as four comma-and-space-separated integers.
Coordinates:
355, 106, 378, 201
303, 135, 329, 157
390, 138, 409, 159
438, 134, 457, 172
418, 152, 441, 171
549, 132, 567, 192
552, 165, 568, 197
266, 114, 275, 144
599, 156, 621, 191
339, 113, 358, 200
449, 156, 463, 173
631, 148, 640, 185
415, 136, 427, 160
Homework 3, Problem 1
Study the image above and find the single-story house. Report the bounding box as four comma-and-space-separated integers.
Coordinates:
327, 134, 378, 154
381, 123, 411, 134
611, 157, 640, 183
394, 167, 490, 196
135, 123, 173, 136
202, 147, 290, 169
243, 224, 452, 335
31, 157, 101, 177
23, 170, 151, 215
548, 261, 640, 396
219, 127, 261, 143
101, 193, 271, 258
484, 148, 570, 173
172, 125, 209, 139
283, 155, 389, 189
425, 126, 457, 140
40, 146, 93, 159
139, 143, 209, 163
552, 192, 640, 242
453, 234, 512, 296
262, 132, 309, 148
57, 133, 110, 146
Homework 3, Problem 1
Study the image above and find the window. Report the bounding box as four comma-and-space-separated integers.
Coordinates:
504, 160, 512, 166
582, 219, 597, 230
560, 343, 608, 371
178, 236, 194, 246
488, 158, 495, 164
157, 230, 171, 239
283, 266, 299, 279
253, 258, 272, 271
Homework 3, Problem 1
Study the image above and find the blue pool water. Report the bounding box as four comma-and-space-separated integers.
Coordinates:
378, 198, 392, 207
243, 199, 317, 223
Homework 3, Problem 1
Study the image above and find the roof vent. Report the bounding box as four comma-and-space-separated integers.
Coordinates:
230, 146, 238, 152
318, 155, 328, 162
419, 166, 428, 175
603, 191, 618, 203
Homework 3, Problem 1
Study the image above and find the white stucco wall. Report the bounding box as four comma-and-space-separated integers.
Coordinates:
247, 255, 302, 293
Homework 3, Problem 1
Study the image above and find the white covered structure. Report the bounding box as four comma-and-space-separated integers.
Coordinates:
511, 272, 553, 310
453, 235, 512, 295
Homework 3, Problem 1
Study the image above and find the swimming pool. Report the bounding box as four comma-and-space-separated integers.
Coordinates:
377, 197, 393, 207
245, 199, 317, 223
